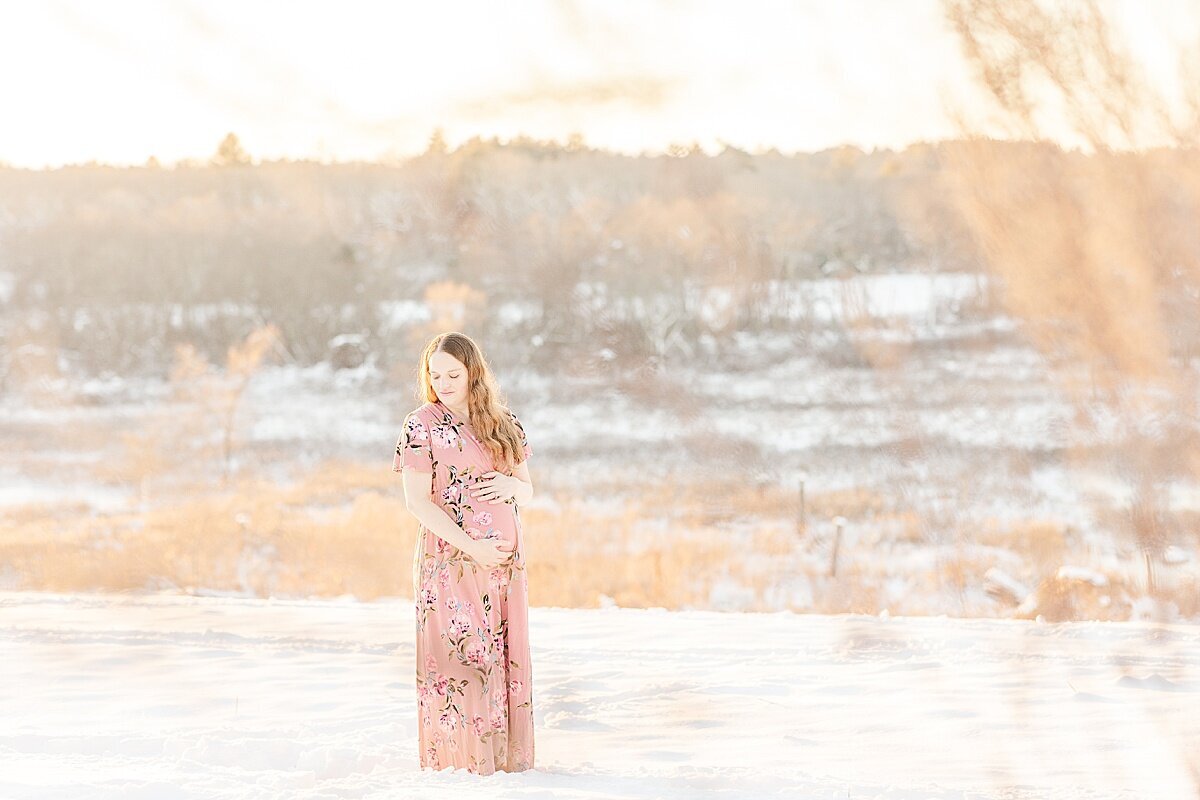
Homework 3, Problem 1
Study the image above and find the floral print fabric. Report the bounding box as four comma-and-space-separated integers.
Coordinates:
393, 400, 535, 774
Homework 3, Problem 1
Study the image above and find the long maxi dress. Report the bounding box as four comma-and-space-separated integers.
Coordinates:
393, 399, 535, 774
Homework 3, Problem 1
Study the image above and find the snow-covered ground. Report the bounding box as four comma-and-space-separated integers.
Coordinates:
1, 590, 1197, 800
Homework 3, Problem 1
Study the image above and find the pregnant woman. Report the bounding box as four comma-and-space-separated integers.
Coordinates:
393, 331, 535, 775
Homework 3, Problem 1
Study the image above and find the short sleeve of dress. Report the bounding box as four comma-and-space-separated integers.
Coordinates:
394, 411, 434, 473
509, 409, 532, 460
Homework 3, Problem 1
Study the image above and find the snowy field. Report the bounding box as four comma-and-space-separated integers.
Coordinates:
1, 590, 1197, 800
1, 271, 1197, 618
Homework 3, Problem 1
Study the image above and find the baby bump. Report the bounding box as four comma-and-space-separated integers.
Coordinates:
462, 503, 519, 548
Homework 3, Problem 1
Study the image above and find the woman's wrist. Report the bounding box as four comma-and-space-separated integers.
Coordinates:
410, 500, 481, 554
511, 477, 533, 505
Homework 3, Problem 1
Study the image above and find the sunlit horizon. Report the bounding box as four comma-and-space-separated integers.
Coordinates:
1, 0, 1196, 169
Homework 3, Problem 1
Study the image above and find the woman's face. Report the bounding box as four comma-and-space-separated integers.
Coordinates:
429, 351, 469, 403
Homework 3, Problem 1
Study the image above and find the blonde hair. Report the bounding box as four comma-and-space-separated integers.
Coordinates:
415, 331, 528, 475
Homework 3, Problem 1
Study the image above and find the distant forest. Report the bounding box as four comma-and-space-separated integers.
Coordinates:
0, 134, 1187, 382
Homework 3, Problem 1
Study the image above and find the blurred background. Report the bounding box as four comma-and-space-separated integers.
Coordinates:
1, 0, 1198, 621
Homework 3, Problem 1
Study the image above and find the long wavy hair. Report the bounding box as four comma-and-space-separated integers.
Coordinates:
415, 332, 528, 475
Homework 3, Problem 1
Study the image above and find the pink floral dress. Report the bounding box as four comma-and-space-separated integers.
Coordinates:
393, 399, 535, 774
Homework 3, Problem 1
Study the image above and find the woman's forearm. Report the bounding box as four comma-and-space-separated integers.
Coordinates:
406, 498, 477, 553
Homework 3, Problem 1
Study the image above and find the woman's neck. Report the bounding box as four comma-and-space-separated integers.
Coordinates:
440, 397, 470, 421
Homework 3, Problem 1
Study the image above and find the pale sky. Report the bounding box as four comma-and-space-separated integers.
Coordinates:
0, 0, 1195, 168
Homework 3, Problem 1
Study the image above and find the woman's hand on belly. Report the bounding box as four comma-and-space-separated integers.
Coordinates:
471, 472, 521, 504
465, 537, 516, 569
464, 523, 516, 551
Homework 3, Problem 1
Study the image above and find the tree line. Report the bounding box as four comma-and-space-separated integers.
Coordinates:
0, 134, 1187, 382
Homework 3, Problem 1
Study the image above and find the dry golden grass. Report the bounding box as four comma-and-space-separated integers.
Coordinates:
2, 452, 1194, 620
976, 519, 1068, 580
1015, 571, 1132, 622
809, 564, 885, 615
1169, 574, 1200, 618
807, 486, 891, 522
523, 494, 737, 609
0, 461, 738, 608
